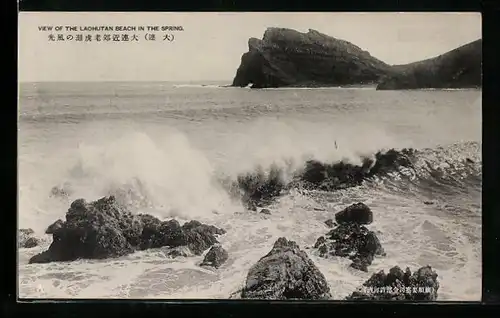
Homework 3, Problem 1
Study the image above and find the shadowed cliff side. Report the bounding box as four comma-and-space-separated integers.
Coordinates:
376, 39, 482, 90
232, 28, 393, 88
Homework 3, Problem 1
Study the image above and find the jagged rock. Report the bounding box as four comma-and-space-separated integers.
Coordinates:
260, 208, 271, 215
241, 237, 331, 300
377, 39, 481, 90
136, 215, 185, 250
30, 196, 139, 263
29, 196, 225, 263
200, 245, 229, 268
324, 219, 335, 228
18, 228, 40, 248
232, 28, 392, 88
335, 202, 373, 225
346, 266, 440, 300
313, 223, 384, 272
45, 219, 64, 234
297, 148, 415, 192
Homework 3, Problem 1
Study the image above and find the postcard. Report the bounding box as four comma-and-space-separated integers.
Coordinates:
18, 12, 482, 300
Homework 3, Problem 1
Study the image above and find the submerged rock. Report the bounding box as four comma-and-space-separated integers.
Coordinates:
313, 222, 385, 272
18, 228, 40, 248
200, 245, 229, 268
29, 196, 225, 264
260, 208, 271, 215
241, 237, 331, 300
164, 246, 193, 258
346, 266, 440, 300
335, 202, 373, 225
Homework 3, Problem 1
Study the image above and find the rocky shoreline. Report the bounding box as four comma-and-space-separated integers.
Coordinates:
19, 197, 440, 300
17, 147, 450, 300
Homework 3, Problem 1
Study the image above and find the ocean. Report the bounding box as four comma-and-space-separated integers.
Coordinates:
17, 81, 482, 300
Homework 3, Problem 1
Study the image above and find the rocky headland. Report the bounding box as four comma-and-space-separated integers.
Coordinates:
376, 39, 482, 90
231, 27, 481, 90
232, 27, 393, 88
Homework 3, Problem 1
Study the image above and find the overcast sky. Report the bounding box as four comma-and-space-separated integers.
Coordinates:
18, 12, 481, 82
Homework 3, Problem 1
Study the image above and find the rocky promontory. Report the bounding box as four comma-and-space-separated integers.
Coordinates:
232, 28, 393, 88
376, 39, 482, 90
231, 27, 481, 90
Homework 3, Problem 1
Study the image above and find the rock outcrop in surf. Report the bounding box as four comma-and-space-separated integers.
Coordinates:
18, 228, 40, 248
313, 202, 385, 272
240, 237, 331, 300
346, 265, 440, 300
231, 148, 415, 209
200, 244, 229, 268
232, 27, 392, 88
29, 196, 225, 264
376, 39, 482, 90
231, 27, 481, 90
296, 148, 415, 191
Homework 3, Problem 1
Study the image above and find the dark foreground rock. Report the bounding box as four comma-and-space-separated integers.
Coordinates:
298, 148, 415, 192
335, 202, 373, 225
346, 266, 440, 300
376, 39, 481, 90
260, 208, 271, 215
45, 219, 64, 234
314, 208, 385, 272
232, 27, 392, 88
29, 196, 225, 264
19, 228, 40, 248
241, 237, 331, 300
200, 245, 229, 268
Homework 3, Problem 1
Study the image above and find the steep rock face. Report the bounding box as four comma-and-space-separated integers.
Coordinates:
377, 39, 482, 90
241, 237, 331, 300
232, 28, 392, 88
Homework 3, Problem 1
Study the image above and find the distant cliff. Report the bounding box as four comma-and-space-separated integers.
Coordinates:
376, 39, 482, 90
231, 28, 393, 88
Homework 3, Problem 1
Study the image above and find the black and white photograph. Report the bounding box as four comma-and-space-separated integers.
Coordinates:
17, 12, 481, 300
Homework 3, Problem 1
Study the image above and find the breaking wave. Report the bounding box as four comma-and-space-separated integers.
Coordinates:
42, 130, 481, 227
